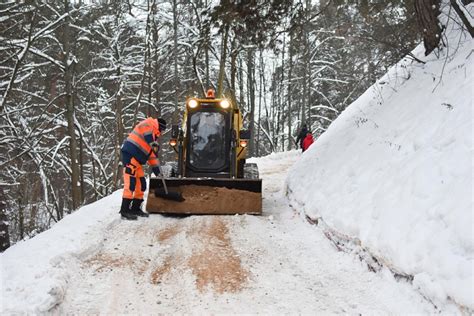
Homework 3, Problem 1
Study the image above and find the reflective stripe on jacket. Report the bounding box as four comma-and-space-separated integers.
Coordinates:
121, 117, 160, 166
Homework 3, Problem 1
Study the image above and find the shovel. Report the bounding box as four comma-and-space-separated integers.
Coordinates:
154, 166, 185, 202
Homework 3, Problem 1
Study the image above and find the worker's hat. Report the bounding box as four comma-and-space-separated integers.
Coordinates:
157, 118, 167, 132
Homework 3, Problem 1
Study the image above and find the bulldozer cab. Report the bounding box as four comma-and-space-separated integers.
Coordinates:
146, 95, 262, 215
186, 105, 230, 176
179, 97, 247, 178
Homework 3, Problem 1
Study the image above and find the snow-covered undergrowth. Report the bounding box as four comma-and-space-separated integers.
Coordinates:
286, 7, 473, 312
0, 191, 122, 313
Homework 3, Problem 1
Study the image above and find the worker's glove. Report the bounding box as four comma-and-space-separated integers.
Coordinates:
152, 166, 160, 177
150, 141, 160, 155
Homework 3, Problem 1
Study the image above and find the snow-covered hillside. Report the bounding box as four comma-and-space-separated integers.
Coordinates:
286, 7, 473, 312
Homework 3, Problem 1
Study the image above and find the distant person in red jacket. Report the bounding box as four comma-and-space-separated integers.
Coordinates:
302, 132, 314, 152
295, 123, 308, 152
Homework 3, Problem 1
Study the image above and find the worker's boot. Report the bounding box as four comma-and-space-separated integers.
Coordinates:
131, 198, 149, 217
119, 198, 137, 220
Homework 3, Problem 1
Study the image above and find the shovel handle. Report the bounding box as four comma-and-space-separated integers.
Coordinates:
158, 165, 169, 195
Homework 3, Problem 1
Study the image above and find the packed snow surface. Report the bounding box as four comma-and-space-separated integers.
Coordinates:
1, 151, 440, 314
286, 14, 473, 311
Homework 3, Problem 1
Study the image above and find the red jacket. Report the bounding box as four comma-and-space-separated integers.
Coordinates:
302, 133, 314, 151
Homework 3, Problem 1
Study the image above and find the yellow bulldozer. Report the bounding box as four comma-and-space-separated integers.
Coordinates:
145, 93, 262, 215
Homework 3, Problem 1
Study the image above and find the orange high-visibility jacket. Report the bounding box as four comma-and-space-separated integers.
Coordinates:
121, 117, 160, 167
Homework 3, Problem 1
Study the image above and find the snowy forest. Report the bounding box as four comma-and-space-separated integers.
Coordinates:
0, 0, 469, 248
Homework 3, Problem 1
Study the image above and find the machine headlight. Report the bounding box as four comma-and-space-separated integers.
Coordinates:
188, 99, 198, 109
220, 99, 230, 109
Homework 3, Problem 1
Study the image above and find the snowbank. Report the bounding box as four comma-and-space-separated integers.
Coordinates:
0, 191, 121, 314
286, 7, 473, 311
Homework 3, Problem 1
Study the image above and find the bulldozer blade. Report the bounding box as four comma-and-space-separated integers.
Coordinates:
146, 177, 262, 215
154, 188, 185, 202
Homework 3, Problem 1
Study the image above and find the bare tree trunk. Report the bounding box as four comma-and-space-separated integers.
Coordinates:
287, 34, 293, 151
0, 189, 10, 252
0, 9, 36, 112
280, 35, 286, 151
151, 0, 161, 116
132, 41, 150, 124
238, 56, 245, 109
229, 38, 238, 104
414, 0, 442, 55
173, 0, 179, 122
270, 74, 277, 149
110, 3, 124, 191
154, 46, 161, 116
257, 49, 264, 157
79, 129, 85, 203
205, 44, 210, 88
147, 53, 152, 116
63, 0, 81, 210
301, 65, 307, 128
205, 13, 210, 88
112, 51, 123, 191
306, 51, 312, 129
302, 0, 314, 130
247, 48, 256, 156
204, 0, 211, 89
217, 24, 230, 97
18, 195, 24, 240
92, 159, 97, 201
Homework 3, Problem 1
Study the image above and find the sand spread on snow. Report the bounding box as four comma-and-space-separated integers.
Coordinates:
84, 217, 248, 294
187, 217, 248, 293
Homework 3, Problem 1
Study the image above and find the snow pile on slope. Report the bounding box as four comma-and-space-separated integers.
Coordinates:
0, 191, 122, 314
286, 8, 473, 311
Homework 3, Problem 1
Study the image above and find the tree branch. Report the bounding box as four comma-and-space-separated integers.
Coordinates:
451, 0, 474, 37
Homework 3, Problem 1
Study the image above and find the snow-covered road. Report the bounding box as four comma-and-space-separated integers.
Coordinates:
58, 151, 434, 314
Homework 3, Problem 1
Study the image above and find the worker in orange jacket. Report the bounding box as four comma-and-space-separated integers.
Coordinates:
120, 117, 166, 220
